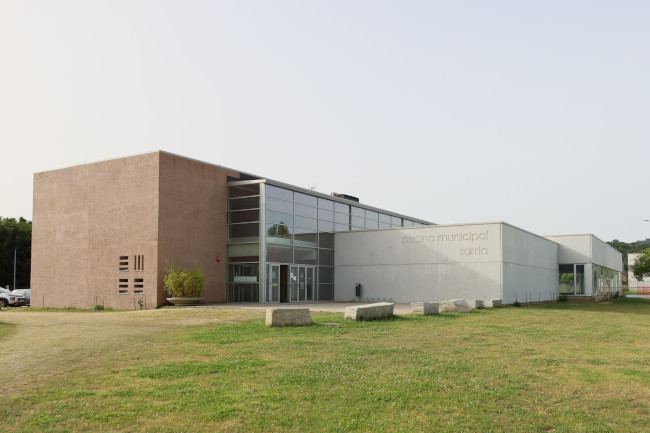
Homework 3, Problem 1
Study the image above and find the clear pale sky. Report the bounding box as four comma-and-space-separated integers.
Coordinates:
1, 1, 648, 242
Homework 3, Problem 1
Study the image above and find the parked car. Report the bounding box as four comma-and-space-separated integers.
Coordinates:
0, 288, 26, 308
12, 289, 30, 306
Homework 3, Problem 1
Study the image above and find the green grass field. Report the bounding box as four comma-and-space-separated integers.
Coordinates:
1, 299, 649, 432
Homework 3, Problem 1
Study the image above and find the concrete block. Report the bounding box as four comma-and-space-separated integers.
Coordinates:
440, 298, 473, 313
484, 299, 502, 308
265, 308, 311, 327
411, 302, 439, 315
345, 302, 394, 321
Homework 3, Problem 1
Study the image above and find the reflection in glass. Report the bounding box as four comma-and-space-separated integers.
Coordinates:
351, 206, 365, 217
379, 222, 391, 229
334, 223, 349, 232
334, 202, 349, 214
365, 219, 379, 229
391, 216, 402, 226
366, 210, 378, 220
294, 215, 317, 230
576, 264, 585, 294
266, 197, 293, 213
318, 220, 334, 232
294, 203, 318, 218
318, 209, 334, 221
318, 198, 334, 210
266, 210, 293, 226
559, 264, 574, 294
266, 223, 292, 244
334, 212, 349, 224
266, 185, 293, 201
228, 264, 259, 283
379, 213, 391, 223
294, 191, 318, 206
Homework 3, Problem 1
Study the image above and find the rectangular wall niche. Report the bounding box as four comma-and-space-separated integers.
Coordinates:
119, 256, 129, 271
134, 255, 144, 271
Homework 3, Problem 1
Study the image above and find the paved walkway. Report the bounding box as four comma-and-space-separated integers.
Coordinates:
201, 301, 414, 314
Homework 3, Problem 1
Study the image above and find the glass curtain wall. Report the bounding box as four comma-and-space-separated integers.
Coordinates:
227, 183, 261, 301
264, 183, 427, 302
592, 264, 621, 297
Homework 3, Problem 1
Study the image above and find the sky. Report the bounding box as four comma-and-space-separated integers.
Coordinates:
1, 0, 649, 242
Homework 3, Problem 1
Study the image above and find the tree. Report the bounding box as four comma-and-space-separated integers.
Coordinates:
632, 248, 650, 282
0, 217, 32, 289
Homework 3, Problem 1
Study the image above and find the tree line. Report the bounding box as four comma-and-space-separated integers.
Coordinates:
607, 238, 650, 271
0, 217, 32, 289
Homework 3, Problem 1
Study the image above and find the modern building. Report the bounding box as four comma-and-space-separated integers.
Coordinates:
31, 151, 623, 309
628, 253, 650, 293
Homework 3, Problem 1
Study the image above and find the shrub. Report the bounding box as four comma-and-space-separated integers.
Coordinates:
163, 263, 206, 298
558, 294, 568, 302
92, 305, 105, 311
512, 301, 521, 307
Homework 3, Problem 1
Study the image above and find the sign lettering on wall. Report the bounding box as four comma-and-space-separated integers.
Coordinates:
401, 230, 490, 256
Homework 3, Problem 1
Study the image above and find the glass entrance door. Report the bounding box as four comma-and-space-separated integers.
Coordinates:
289, 265, 316, 302
268, 264, 316, 303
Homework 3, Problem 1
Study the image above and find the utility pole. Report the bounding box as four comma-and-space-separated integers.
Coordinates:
13, 248, 17, 290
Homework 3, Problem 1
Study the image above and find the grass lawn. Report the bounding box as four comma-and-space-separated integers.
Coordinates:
1, 299, 649, 432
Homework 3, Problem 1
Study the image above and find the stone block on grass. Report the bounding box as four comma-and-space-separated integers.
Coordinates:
411, 302, 439, 315
265, 308, 311, 327
344, 302, 394, 321
440, 298, 473, 313
484, 299, 502, 308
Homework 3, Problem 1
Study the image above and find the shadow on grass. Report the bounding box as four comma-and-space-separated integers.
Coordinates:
524, 297, 650, 316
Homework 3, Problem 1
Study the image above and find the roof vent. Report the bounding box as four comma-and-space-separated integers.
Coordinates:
331, 193, 359, 203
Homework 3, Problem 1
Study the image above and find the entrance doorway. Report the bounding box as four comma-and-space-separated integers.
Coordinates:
267, 264, 316, 303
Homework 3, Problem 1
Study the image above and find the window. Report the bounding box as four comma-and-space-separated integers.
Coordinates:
119, 256, 128, 272
134, 278, 144, 288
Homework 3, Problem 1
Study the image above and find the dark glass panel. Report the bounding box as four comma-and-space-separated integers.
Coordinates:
228, 209, 259, 224
228, 223, 259, 243
227, 283, 259, 302
227, 244, 259, 263
319, 232, 334, 249
294, 230, 318, 247
228, 263, 259, 283
318, 284, 334, 300
319, 248, 334, 266
266, 243, 292, 263
228, 183, 260, 198
228, 196, 259, 211
318, 266, 333, 283
294, 247, 318, 265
